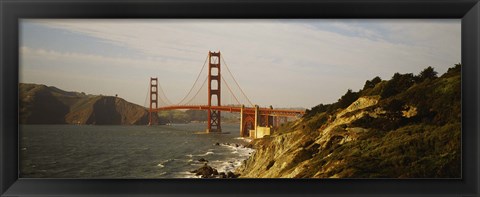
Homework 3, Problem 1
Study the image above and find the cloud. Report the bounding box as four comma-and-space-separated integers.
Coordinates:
20, 46, 208, 105
20, 19, 461, 108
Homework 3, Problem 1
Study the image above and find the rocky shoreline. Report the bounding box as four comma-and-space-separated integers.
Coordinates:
189, 142, 253, 178
190, 163, 241, 178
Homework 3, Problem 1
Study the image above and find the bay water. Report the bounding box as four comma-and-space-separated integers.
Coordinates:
19, 123, 253, 178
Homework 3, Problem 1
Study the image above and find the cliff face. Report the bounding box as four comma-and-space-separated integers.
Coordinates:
237, 65, 461, 178
237, 96, 381, 178
19, 83, 160, 125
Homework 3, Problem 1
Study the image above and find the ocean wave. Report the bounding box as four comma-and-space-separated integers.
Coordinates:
181, 140, 255, 178
196, 151, 214, 157
208, 159, 244, 174
204, 144, 255, 175
221, 143, 255, 157
234, 137, 252, 143
156, 159, 174, 168
176, 171, 200, 178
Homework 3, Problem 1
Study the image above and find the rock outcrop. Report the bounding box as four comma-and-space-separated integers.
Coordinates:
237, 65, 461, 178
191, 163, 240, 178
237, 96, 380, 178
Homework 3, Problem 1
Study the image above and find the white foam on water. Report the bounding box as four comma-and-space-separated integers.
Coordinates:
196, 151, 214, 157
205, 144, 255, 174
156, 159, 175, 168
176, 171, 200, 178
176, 140, 256, 178
190, 163, 204, 167
234, 137, 252, 143
210, 160, 237, 173
221, 143, 255, 158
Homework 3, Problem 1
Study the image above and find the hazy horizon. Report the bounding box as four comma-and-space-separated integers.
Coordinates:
19, 19, 460, 108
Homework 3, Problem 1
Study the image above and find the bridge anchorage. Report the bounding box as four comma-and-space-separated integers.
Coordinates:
148, 51, 305, 139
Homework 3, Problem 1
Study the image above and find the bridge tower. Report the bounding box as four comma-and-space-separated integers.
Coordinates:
207, 51, 221, 133
149, 77, 158, 125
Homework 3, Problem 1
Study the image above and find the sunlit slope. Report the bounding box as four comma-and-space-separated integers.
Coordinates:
19, 83, 160, 125
238, 64, 461, 178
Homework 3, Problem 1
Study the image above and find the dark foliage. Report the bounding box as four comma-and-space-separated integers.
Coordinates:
304, 103, 331, 118
336, 89, 360, 110
304, 89, 359, 119
380, 72, 416, 98
293, 64, 461, 178
415, 66, 438, 83
442, 63, 461, 78
362, 76, 382, 90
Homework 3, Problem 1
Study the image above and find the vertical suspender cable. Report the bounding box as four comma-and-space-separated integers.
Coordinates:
221, 55, 254, 107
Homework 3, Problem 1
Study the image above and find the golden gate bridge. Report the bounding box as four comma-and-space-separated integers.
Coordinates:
146, 51, 305, 138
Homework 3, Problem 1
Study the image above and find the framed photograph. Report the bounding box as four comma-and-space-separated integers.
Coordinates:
1, 0, 479, 196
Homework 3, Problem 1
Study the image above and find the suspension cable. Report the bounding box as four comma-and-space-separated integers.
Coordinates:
144, 82, 150, 108
221, 76, 241, 105
221, 55, 255, 107
176, 54, 209, 105
157, 82, 173, 105
183, 76, 208, 106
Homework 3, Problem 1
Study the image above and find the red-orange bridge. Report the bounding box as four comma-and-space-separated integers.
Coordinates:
147, 51, 305, 138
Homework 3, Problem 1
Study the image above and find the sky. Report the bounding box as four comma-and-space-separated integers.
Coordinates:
19, 19, 461, 109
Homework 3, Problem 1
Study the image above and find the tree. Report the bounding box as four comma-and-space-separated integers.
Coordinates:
441, 64, 461, 78
381, 72, 415, 98
337, 89, 359, 109
363, 76, 382, 90
416, 66, 438, 83
304, 103, 330, 118
449, 63, 461, 73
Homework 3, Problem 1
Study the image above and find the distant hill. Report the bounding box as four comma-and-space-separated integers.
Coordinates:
157, 109, 240, 124
238, 64, 461, 178
19, 83, 161, 125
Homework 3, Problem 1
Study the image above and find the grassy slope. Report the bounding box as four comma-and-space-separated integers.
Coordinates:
239, 65, 461, 178
19, 83, 160, 125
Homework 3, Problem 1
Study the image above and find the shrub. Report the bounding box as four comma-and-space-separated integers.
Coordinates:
381, 73, 416, 98
415, 66, 438, 83
363, 76, 382, 90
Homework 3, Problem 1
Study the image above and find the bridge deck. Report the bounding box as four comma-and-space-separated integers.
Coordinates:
150, 105, 304, 117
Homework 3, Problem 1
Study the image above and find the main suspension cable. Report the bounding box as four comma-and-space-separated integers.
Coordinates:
176, 54, 209, 105
144, 82, 150, 108
157, 82, 173, 106
221, 75, 241, 105
221, 55, 255, 107
184, 76, 208, 106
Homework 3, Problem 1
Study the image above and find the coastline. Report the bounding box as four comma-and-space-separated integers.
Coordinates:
188, 139, 255, 178
20, 124, 255, 178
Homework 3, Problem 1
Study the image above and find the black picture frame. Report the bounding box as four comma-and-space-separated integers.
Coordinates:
1, 0, 479, 196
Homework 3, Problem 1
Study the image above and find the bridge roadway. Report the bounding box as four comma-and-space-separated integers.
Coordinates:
150, 105, 305, 117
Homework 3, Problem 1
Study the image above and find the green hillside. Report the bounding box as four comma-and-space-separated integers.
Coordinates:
19, 83, 161, 125
238, 64, 461, 178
